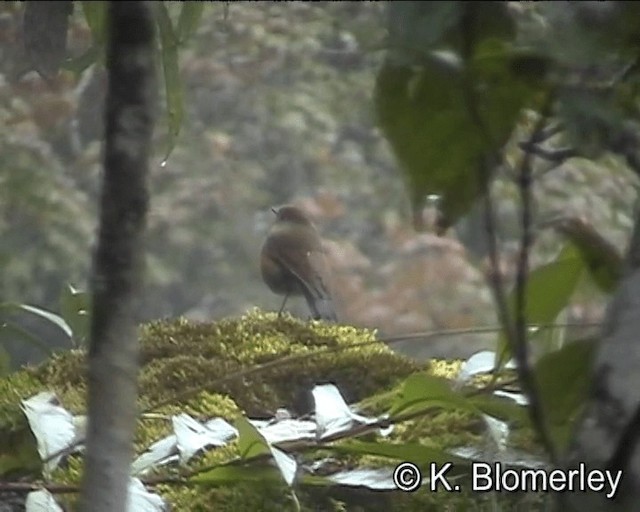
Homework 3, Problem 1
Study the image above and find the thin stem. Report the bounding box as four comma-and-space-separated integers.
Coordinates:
514, 98, 558, 463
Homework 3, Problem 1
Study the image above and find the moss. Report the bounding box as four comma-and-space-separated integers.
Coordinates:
0, 310, 544, 510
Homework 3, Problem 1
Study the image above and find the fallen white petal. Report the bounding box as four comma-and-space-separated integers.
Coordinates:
174, 414, 237, 463
26, 489, 63, 512
21, 392, 76, 474
127, 478, 168, 512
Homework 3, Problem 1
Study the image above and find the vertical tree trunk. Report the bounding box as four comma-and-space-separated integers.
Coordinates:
79, 2, 155, 511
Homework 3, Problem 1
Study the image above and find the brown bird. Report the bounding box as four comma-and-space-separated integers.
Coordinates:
260, 205, 337, 322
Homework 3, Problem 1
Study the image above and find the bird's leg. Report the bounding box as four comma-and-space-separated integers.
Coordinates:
277, 294, 289, 316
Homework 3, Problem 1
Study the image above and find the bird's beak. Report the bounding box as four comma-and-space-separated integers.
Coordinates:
271, 207, 278, 215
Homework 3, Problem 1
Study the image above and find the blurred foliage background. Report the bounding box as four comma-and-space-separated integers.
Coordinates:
0, 2, 637, 368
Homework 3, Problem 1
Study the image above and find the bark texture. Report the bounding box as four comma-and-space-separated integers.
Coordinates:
79, 2, 155, 511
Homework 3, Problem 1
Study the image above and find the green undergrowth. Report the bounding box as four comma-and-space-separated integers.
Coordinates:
0, 309, 540, 510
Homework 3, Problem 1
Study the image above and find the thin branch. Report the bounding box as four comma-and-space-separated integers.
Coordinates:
517, 143, 577, 164
514, 99, 558, 464
456, 20, 560, 462
528, 122, 564, 145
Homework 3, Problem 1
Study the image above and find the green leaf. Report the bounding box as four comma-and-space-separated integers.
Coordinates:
81, 1, 107, 46
60, 284, 91, 346
496, 244, 585, 367
194, 417, 296, 487
389, 373, 476, 417
235, 416, 270, 460
191, 464, 284, 485
375, 44, 540, 228
378, 2, 540, 229
545, 217, 623, 293
468, 393, 528, 425
535, 339, 597, 451
156, 3, 184, 161
176, 2, 205, 44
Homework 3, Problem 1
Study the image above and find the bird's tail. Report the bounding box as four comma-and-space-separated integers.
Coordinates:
302, 287, 338, 322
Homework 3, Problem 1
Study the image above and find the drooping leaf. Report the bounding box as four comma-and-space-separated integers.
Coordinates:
534, 338, 598, 451
496, 243, 584, 367
375, 45, 541, 229
378, 2, 542, 229
16, 305, 73, 340
155, 3, 184, 161
0, 302, 72, 342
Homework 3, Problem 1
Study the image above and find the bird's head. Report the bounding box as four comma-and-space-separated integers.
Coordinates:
272, 205, 313, 227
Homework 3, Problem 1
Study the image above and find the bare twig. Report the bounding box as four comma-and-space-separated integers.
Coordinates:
456, 18, 559, 462
517, 143, 577, 164
514, 99, 558, 463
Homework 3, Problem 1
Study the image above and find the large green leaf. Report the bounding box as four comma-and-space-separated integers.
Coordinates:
377, 2, 541, 228
496, 243, 585, 367
375, 47, 540, 229
534, 339, 597, 451
156, 3, 184, 161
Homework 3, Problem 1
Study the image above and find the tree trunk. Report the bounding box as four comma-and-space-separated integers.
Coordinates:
79, 2, 155, 511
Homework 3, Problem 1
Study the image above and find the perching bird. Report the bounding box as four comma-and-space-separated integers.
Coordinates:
260, 205, 337, 322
